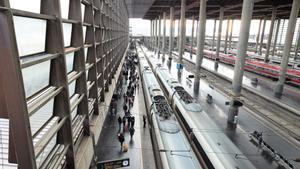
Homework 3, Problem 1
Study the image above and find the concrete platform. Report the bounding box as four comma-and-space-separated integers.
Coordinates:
140, 45, 300, 169
93, 62, 156, 169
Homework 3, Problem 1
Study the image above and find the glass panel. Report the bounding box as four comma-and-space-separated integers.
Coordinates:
60, 0, 70, 19
81, 4, 85, 22
84, 47, 88, 63
83, 26, 87, 43
70, 94, 79, 120
0, 118, 18, 168
35, 134, 57, 167
63, 23, 72, 47
13, 16, 46, 56
10, 0, 40, 13
29, 99, 54, 135
22, 60, 50, 98
69, 80, 76, 97
71, 107, 78, 121
65, 52, 74, 73
86, 69, 89, 80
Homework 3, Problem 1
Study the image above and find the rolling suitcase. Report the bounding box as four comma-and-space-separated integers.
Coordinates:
123, 143, 128, 152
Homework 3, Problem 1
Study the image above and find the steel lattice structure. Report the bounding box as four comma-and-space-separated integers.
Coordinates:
0, 0, 129, 168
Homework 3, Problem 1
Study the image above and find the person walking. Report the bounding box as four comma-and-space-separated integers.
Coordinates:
131, 116, 135, 128
118, 116, 122, 131
143, 115, 147, 128
118, 133, 125, 151
127, 116, 132, 128
122, 116, 126, 128
123, 104, 128, 114
129, 127, 135, 140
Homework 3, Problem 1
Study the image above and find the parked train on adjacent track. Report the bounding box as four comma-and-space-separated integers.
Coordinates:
185, 45, 300, 86
137, 50, 202, 169
141, 48, 256, 169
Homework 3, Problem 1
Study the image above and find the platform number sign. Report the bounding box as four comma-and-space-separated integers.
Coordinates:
97, 158, 130, 169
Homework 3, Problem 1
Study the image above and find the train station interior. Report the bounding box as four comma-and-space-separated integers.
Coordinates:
0, 0, 300, 169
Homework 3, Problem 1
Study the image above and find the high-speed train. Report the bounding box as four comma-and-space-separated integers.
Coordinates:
142, 49, 257, 169
185, 45, 300, 86
137, 49, 202, 169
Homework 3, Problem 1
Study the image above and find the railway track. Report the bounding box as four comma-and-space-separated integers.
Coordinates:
170, 54, 300, 148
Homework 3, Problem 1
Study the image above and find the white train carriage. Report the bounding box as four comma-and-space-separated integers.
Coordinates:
143, 52, 256, 169
137, 52, 202, 169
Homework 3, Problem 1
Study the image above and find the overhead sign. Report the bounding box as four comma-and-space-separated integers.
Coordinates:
97, 158, 130, 169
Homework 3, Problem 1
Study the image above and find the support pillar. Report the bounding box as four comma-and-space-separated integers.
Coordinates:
190, 15, 195, 57
212, 19, 217, 51
265, 7, 277, 62
259, 18, 267, 55
294, 23, 300, 60
177, 19, 180, 50
169, 7, 175, 60
279, 20, 286, 47
272, 19, 281, 56
158, 15, 161, 55
162, 12, 166, 59
224, 19, 230, 53
274, 0, 300, 96
228, 0, 254, 125
255, 19, 262, 53
154, 19, 157, 52
194, 0, 206, 93
178, 0, 186, 65
215, 7, 224, 70
229, 19, 234, 50
150, 20, 153, 50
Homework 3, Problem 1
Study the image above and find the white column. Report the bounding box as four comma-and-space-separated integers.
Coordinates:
215, 7, 224, 69
169, 7, 174, 59
272, 19, 281, 56
224, 19, 230, 53
154, 19, 157, 51
265, 7, 277, 62
255, 19, 262, 53
229, 19, 234, 50
177, 19, 180, 50
194, 0, 206, 93
162, 12, 166, 59
294, 22, 300, 60
178, 0, 186, 65
212, 19, 217, 51
259, 18, 267, 55
190, 16, 195, 57
158, 15, 161, 54
274, 0, 300, 97
228, 0, 254, 125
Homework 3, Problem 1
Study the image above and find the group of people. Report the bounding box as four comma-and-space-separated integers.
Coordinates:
117, 52, 144, 152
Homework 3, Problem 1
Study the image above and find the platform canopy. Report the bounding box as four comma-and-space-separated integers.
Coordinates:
125, 0, 298, 19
